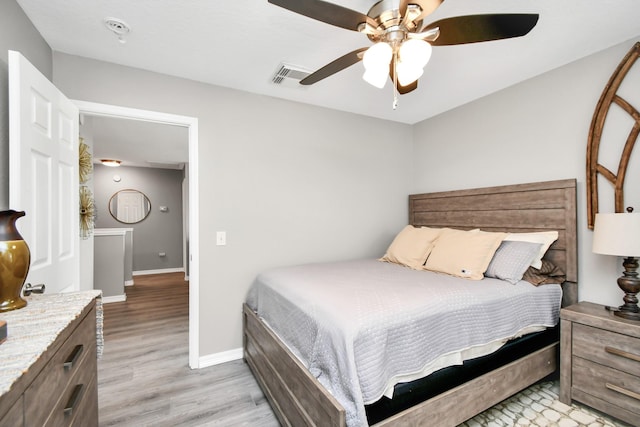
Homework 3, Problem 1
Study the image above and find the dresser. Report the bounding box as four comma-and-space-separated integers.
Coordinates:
560, 301, 640, 426
0, 291, 101, 426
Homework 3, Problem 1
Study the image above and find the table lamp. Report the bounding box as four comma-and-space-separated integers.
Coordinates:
592, 208, 640, 321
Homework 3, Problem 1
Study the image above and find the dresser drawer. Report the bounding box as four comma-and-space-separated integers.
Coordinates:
573, 323, 640, 376
0, 395, 24, 427
44, 355, 97, 427
70, 373, 98, 427
572, 356, 640, 422
24, 306, 96, 426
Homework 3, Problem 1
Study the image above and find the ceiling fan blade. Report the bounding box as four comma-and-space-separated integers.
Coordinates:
413, 0, 445, 22
388, 65, 418, 95
423, 14, 539, 46
300, 47, 368, 85
268, 0, 375, 32
399, 0, 410, 17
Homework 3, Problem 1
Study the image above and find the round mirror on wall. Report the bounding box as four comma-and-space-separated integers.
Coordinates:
108, 189, 151, 224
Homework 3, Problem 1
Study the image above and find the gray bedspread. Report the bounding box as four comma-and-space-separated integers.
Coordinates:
246, 259, 562, 427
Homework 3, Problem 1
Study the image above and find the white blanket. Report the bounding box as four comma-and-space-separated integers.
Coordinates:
246, 259, 562, 427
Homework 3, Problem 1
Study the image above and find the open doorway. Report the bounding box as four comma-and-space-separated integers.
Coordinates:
74, 100, 201, 369
84, 115, 188, 280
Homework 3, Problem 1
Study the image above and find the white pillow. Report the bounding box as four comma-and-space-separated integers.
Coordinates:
503, 231, 558, 269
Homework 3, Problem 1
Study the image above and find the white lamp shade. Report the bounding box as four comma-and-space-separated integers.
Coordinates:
399, 39, 432, 68
396, 61, 424, 86
362, 42, 392, 89
362, 68, 388, 88
363, 42, 392, 71
593, 212, 640, 257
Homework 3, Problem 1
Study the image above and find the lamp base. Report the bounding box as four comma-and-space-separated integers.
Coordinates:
606, 305, 640, 321
610, 257, 640, 322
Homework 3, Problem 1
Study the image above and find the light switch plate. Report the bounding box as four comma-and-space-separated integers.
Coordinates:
216, 231, 226, 246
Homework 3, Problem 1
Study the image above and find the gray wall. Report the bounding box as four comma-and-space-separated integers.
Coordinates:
53, 53, 413, 355
0, 0, 52, 210
412, 37, 640, 311
94, 164, 184, 272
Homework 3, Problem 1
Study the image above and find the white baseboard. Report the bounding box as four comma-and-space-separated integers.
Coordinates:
125, 280, 135, 286
102, 294, 127, 304
133, 267, 185, 276
198, 348, 243, 368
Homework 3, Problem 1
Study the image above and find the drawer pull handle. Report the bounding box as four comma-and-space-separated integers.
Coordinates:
605, 383, 640, 402
63, 344, 84, 371
605, 346, 640, 363
63, 384, 84, 417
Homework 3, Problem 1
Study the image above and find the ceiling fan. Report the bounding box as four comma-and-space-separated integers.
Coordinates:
268, 0, 538, 106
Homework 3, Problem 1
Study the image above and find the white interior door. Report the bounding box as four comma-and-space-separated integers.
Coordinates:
8, 50, 80, 294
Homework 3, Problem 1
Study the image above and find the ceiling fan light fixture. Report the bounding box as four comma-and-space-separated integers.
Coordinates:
101, 159, 121, 167
363, 42, 392, 88
399, 39, 432, 68
395, 39, 432, 86
268, 0, 540, 103
397, 62, 424, 86
363, 42, 392, 71
363, 68, 389, 88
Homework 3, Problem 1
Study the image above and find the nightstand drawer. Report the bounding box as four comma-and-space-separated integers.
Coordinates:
573, 323, 640, 376
573, 357, 640, 421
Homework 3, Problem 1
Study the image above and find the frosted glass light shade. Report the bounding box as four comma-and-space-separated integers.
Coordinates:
396, 39, 432, 86
399, 39, 432, 69
397, 62, 424, 86
593, 212, 640, 257
363, 68, 389, 88
363, 42, 392, 88
363, 42, 392, 70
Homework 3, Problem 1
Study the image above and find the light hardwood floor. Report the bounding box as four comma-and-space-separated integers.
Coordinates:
98, 273, 278, 426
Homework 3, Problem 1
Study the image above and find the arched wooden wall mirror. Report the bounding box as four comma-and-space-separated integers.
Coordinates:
587, 42, 640, 229
109, 189, 151, 224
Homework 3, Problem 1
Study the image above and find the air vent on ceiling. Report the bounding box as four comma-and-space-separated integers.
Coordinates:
271, 63, 311, 88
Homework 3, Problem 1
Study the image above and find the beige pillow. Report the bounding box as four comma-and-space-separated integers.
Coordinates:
504, 231, 558, 269
425, 228, 506, 280
380, 225, 442, 269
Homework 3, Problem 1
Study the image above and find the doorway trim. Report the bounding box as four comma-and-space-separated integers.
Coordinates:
74, 100, 201, 369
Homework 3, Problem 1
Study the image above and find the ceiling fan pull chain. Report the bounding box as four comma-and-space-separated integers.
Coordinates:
392, 52, 399, 110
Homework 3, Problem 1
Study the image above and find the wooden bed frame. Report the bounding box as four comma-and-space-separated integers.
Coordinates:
243, 179, 578, 427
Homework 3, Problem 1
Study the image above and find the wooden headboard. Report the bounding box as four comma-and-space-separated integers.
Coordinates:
409, 179, 578, 306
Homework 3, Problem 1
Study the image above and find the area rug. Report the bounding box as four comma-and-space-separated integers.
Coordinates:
461, 380, 632, 427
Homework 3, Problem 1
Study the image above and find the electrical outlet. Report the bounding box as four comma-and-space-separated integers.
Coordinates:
216, 231, 226, 246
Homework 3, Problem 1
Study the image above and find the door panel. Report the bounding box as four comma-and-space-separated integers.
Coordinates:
8, 50, 80, 293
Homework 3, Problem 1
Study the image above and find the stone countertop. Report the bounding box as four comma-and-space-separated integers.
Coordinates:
0, 290, 102, 396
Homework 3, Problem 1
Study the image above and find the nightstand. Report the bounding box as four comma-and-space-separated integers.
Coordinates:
560, 301, 640, 426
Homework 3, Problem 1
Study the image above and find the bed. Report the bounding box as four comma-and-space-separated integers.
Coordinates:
243, 179, 578, 427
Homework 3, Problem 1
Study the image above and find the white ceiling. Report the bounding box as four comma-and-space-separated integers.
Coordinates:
15, 0, 640, 164
84, 115, 189, 169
